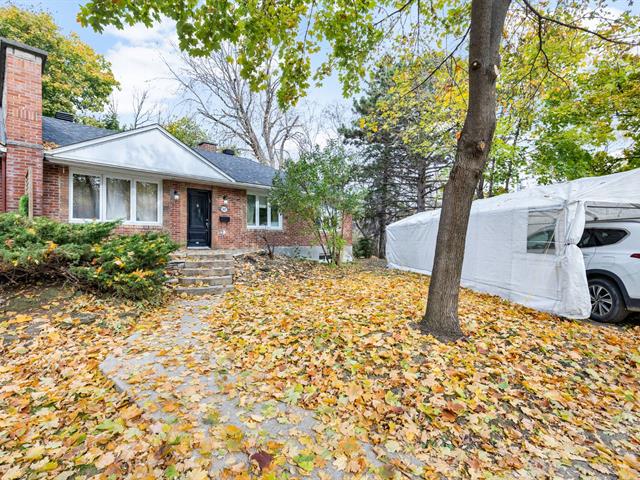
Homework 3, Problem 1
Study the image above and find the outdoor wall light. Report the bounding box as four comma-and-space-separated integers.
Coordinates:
173, 190, 180, 201
222, 195, 228, 205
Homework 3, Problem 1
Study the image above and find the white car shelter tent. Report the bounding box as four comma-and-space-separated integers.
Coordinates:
386, 168, 640, 318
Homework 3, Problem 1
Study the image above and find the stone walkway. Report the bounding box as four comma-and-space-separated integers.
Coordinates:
100, 297, 420, 478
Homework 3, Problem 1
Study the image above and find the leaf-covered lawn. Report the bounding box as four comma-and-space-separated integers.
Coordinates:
203, 264, 640, 478
0, 290, 176, 479
1, 263, 639, 479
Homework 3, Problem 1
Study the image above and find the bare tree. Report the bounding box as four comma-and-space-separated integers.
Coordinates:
166, 44, 303, 167
130, 87, 156, 129
294, 101, 350, 155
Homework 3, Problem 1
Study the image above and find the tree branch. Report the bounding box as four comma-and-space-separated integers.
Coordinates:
403, 25, 471, 97
521, 0, 640, 46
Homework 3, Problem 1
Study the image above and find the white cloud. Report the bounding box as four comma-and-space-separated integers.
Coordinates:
104, 19, 175, 45
104, 18, 183, 124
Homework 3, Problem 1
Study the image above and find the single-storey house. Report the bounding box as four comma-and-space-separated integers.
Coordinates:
0, 38, 352, 259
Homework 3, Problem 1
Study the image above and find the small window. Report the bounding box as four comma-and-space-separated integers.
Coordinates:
270, 204, 280, 228
72, 174, 101, 220
136, 181, 159, 222
246, 193, 282, 229
594, 229, 627, 246
258, 195, 268, 226
527, 210, 560, 254
106, 178, 131, 220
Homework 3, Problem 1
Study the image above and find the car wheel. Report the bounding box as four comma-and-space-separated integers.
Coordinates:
588, 278, 629, 324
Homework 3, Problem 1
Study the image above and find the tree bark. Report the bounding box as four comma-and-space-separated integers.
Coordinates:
505, 119, 520, 192
377, 166, 389, 258
487, 156, 496, 197
421, 0, 512, 342
476, 174, 485, 199
416, 158, 427, 211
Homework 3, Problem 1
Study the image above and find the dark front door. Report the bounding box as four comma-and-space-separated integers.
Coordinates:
187, 189, 212, 247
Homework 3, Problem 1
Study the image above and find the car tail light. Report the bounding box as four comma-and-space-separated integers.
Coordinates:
632, 253, 640, 259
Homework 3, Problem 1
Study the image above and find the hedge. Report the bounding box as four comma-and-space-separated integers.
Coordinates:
0, 213, 178, 300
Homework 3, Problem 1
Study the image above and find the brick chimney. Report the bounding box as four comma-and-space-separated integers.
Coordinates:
0, 38, 47, 215
197, 141, 218, 152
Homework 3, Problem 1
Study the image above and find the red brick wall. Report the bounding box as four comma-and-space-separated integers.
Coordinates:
42, 162, 67, 220
39, 165, 352, 249
212, 187, 320, 249
3, 46, 45, 215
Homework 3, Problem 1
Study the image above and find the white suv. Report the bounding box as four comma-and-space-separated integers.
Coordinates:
579, 221, 640, 323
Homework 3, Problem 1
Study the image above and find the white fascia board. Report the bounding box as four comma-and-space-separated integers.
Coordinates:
48, 124, 235, 183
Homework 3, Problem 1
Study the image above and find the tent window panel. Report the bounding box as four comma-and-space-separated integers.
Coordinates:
527, 210, 560, 254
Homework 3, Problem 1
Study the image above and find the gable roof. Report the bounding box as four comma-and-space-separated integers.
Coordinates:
43, 116, 116, 147
41, 118, 279, 188
195, 148, 278, 187
47, 125, 234, 184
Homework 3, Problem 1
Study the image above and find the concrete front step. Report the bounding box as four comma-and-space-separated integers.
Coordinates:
172, 250, 233, 259
179, 267, 234, 276
174, 285, 233, 295
175, 259, 233, 269
169, 250, 235, 296
177, 275, 233, 286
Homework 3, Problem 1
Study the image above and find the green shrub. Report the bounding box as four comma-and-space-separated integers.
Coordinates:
18, 195, 29, 217
73, 233, 178, 299
0, 213, 178, 300
353, 237, 373, 258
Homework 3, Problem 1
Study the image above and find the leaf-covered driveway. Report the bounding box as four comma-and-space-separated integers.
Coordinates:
2, 264, 640, 479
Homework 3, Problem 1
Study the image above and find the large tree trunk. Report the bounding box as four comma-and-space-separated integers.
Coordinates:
421, 0, 512, 341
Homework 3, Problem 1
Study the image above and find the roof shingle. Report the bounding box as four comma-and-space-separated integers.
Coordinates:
43, 116, 116, 147
194, 148, 279, 187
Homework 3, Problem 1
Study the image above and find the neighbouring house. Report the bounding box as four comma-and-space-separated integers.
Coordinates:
0, 38, 352, 260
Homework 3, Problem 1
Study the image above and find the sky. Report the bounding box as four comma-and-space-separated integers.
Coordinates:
9, 0, 349, 130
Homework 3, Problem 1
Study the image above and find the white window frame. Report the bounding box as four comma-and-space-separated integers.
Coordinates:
246, 192, 283, 230
69, 168, 163, 226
